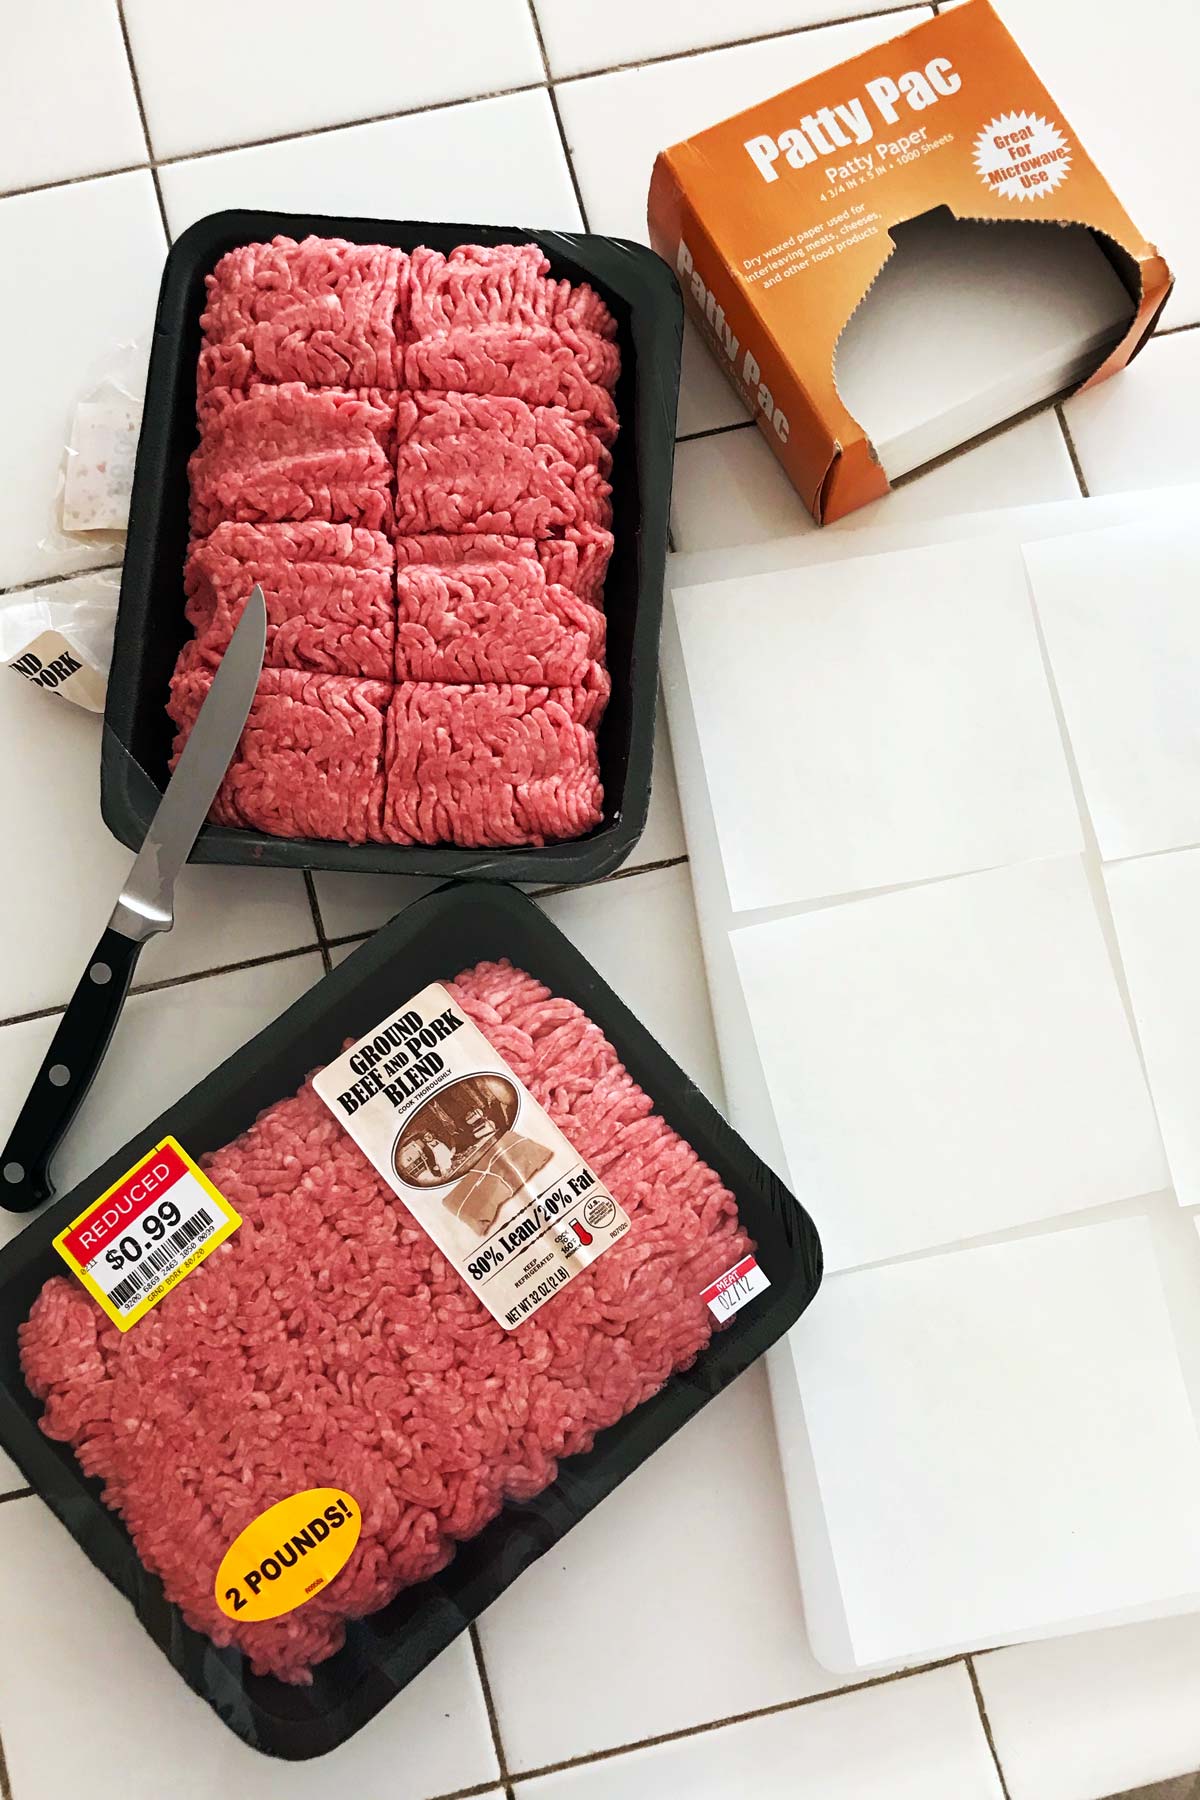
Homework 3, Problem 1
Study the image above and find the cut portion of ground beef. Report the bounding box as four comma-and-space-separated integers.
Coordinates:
405, 325, 619, 443
186, 522, 395, 679
168, 664, 389, 842
198, 235, 407, 392
394, 526, 615, 606
395, 556, 606, 687
189, 385, 399, 536
393, 393, 612, 537
383, 681, 605, 846
408, 243, 617, 341
20, 961, 750, 1685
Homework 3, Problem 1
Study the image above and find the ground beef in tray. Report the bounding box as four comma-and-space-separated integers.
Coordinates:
394, 527, 615, 606
20, 961, 751, 1686
393, 393, 612, 537
189, 385, 397, 536
395, 556, 605, 686
168, 664, 390, 842
383, 680, 607, 847
174, 238, 622, 848
198, 235, 407, 392
186, 522, 395, 678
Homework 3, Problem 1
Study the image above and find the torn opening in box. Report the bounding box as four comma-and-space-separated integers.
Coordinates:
832, 207, 1137, 482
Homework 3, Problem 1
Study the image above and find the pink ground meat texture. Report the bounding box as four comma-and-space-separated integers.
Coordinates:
384, 682, 605, 846
404, 325, 619, 444
408, 243, 617, 340
198, 235, 407, 392
185, 522, 395, 679
393, 393, 612, 537
19, 961, 751, 1686
395, 557, 606, 687
168, 665, 389, 842
394, 528, 614, 606
189, 385, 398, 536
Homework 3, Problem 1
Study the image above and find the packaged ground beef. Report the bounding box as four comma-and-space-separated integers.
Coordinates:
172, 236, 621, 852
18, 961, 753, 1685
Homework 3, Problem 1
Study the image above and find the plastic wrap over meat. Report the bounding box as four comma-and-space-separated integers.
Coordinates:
19, 961, 752, 1685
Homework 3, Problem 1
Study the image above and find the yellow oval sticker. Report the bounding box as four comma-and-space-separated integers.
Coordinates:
215, 1488, 362, 1623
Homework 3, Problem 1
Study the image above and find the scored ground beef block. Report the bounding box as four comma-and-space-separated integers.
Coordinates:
395, 556, 606, 687
393, 393, 612, 537
20, 961, 751, 1685
189, 385, 399, 537
186, 522, 395, 679
168, 664, 389, 842
198, 235, 407, 393
408, 243, 617, 340
405, 324, 619, 444
383, 681, 605, 846
393, 527, 615, 606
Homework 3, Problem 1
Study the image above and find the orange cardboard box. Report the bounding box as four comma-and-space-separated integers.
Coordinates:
648, 0, 1171, 523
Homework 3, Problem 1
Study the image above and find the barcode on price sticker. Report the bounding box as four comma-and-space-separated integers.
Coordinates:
700, 1254, 770, 1322
53, 1137, 240, 1332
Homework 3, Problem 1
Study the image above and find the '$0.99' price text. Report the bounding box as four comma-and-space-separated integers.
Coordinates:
104, 1199, 183, 1272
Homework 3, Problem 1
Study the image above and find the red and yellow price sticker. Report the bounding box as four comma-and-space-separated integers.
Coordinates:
53, 1136, 240, 1331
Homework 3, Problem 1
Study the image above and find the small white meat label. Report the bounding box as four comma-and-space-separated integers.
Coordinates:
700, 1254, 771, 1322
313, 983, 631, 1330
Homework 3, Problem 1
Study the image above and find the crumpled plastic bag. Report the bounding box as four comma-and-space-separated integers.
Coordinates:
1, 569, 120, 713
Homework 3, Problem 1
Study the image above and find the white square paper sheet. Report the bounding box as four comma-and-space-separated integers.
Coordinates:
673, 536, 1081, 913
731, 857, 1167, 1271
791, 1218, 1200, 1664
1026, 517, 1200, 861
1106, 849, 1200, 1210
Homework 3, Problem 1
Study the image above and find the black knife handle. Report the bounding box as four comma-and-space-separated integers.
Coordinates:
0, 927, 143, 1214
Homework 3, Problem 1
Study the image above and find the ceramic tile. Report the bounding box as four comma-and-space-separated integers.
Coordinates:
125, 0, 543, 159
671, 408, 1080, 553
480, 1364, 848, 1769
977, 1617, 1200, 1800
556, 10, 930, 246
0, 1496, 500, 1798
0, 954, 323, 1260
312, 872, 439, 946
0, 172, 165, 590
514, 1663, 1002, 1797
0, 677, 315, 1019
1063, 331, 1200, 496
158, 90, 583, 239
1, 4, 145, 190
989, 0, 1200, 325
538, 863, 723, 1104
534, 0, 919, 78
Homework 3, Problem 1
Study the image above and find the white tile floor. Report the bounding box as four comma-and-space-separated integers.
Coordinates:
0, 2, 1196, 1795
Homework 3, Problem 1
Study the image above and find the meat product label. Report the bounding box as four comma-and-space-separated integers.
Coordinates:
315, 982, 631, 1329
53, 1136, 242, 1331
215, 1489, 363, 1623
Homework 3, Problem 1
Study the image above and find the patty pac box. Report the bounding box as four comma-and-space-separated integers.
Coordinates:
647, 0, 1171, 522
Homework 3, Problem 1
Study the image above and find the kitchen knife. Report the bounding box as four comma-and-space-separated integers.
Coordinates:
0, 586, 267, 1213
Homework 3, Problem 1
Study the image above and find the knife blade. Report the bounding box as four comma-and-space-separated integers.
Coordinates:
0, 586, 267, 1213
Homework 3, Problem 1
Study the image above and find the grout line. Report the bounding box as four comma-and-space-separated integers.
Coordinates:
505, 1654, 966, 1785
470, 1623, 513, 1788
1055, 402, 1091, 497
526, 0, 591, 230
0, 1489, 33, 1508
552, 0, 932, 86
154, 82, 547, 172
1154, 318, 1200, 337
676, 418, 757, 446
303, 872, 334, 975
0, 561, 124, 603
424, 1782, 512, 1800
0, 161, 148, 203
966, 1655, 1013, 1800
0, 942, 322, 1033
0, 1719, 12, 1800
535, 853, 689, 900
114, 0, 171, 242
